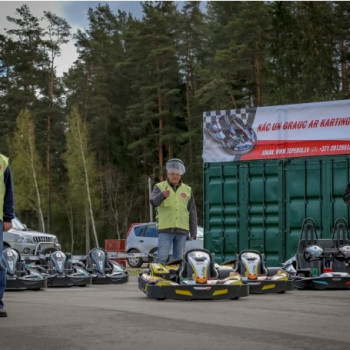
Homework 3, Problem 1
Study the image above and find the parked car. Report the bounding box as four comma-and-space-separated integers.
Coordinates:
3, 217, 61, 257
125, 222, 204, 268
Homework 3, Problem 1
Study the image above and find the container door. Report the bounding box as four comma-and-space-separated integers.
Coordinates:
285, 156, 350, 260
240, 161, 284, 266
204, 163, 240, 263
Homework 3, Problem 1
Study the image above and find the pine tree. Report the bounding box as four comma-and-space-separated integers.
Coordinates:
42, 11, 71, 232
268, 1, 337, 104
124, 1, 183, 180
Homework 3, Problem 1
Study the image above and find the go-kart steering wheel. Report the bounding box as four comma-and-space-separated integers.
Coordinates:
337, 245, 350, 260
303, 245, 322, 262
303, 249, 313, 262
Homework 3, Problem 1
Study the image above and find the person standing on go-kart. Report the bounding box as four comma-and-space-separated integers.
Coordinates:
150, 158, 197, 265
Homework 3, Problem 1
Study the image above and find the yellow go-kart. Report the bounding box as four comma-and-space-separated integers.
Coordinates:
138, 249, 249, 300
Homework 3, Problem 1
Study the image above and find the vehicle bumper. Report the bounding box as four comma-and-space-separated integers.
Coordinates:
138, 275, 249, 300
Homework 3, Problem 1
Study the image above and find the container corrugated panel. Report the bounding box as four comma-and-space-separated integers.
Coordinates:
204, 155, 350, 266
284, 156, 350, 259
204, 163, 240, 262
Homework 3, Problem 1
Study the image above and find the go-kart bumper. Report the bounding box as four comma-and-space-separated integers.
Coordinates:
47, 274, 92, 287
91, 272, 128, 284
245, 279, 294, 294
138, 276, 249, 300
293, 274, 350, 290
6, 275, 47, 290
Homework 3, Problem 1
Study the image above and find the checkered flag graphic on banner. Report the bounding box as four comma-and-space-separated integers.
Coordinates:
203, 108, 257, 158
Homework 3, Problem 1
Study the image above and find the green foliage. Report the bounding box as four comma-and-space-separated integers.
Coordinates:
1, 1, 350, 251
9, 109, 47, 230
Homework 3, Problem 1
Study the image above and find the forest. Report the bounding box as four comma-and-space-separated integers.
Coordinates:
1, 1, 350, 253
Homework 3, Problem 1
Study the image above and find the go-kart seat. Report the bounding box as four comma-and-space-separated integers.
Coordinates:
235, 250, 268, 276
295, 218, 319, 271
332, 218, 350, 248
330, 218, 350, 272
178, 249, 218, 281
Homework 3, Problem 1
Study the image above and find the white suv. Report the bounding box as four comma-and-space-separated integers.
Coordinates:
3, 217, 61, 257
125, 222, 204, 268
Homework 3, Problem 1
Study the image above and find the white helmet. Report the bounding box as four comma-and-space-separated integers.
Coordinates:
166, 158, 186, 175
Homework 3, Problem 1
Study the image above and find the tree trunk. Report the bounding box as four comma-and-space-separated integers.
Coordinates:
76, 117, 99, 248
85, 207, 90, 253
46, 114, 51, 232
29, 129, 45, 232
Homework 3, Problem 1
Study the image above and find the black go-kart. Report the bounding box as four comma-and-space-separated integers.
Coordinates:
33, 250, 92, 287
217, 250, 294, 294
283, 217, 350, 290
72, 248, 129, 285
138, 248, 249, 300
2, 247, 47, 290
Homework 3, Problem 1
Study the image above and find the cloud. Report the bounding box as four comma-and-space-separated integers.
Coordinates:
61, 1, 144, 28
0, 2, 72, 76
0, 1, 143, 76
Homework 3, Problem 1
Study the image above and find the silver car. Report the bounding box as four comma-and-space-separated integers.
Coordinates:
125, 222, 204, 268
3, 217, 61, 256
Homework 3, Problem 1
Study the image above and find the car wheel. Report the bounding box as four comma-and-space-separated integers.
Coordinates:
127, 249, 143, 268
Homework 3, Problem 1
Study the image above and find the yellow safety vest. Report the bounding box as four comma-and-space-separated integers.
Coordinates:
0, 154, 9, 221
156, 181, 191, 231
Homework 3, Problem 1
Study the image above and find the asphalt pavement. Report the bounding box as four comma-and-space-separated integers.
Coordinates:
1, 275, 350, 350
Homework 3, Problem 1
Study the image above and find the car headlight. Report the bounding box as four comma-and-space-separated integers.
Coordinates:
53, 236, 58, 243
14, 233, 34, 244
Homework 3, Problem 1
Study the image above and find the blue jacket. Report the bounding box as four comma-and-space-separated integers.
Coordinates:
3, 167, 15, 223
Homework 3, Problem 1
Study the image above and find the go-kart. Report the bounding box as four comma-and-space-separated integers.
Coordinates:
205, 114, 256, 155
34, 250, 92, 287
2, 248, 47, 290
138, 248, 249, 300
283, 218, 350, 290
72, 248, 129, 284
218, 250, 294, 294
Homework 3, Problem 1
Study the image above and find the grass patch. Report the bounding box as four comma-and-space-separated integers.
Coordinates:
127, 269, 143, 277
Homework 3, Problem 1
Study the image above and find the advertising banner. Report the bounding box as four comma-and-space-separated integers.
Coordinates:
203, 99, 350, 163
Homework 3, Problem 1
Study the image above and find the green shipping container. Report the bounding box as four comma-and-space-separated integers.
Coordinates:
203, 156, 350, 266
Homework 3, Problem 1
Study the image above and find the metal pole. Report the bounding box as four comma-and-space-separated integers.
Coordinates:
148, 177, 153, 222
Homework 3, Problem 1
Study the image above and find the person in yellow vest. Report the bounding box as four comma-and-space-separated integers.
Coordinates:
150, 158, 197, 264
0, 154, 15, 318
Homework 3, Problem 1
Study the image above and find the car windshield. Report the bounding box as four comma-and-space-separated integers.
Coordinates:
11, 217, 27, 230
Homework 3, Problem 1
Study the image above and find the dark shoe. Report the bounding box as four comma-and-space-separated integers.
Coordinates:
0, 308, 7, 317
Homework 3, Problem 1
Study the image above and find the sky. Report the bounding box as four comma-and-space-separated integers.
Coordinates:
0, 1, 146, 76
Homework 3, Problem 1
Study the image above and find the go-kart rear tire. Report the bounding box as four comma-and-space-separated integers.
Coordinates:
127, 249, 143, 268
